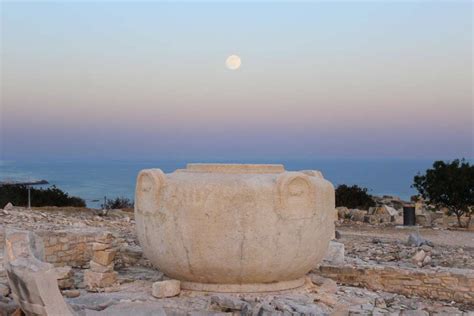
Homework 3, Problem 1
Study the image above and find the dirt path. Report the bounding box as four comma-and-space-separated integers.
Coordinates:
338, 224, 474, 249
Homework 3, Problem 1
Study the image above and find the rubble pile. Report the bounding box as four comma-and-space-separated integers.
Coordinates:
342, 234, 474, 270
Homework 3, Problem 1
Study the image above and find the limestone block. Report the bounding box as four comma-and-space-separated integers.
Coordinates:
336, 207, 350, 220
62, 289, 80, 298
84, 270, 117, 289
95, 231, 114, 244
4, 229, 75, 315
350, 209, 367, 222
135, 163, 335, 292
55, 266, 73, 280
323, 241, 345, 265
92, 249, 116, 266
92, 242, 110, 251
89, 260, 114, 273
151, 280, 180, 298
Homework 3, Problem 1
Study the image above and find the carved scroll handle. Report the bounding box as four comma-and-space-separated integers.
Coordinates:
135, 169, 166, 215
275, 172, 316, 220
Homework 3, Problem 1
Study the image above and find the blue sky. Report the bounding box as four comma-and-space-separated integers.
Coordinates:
1, 1, 472, 160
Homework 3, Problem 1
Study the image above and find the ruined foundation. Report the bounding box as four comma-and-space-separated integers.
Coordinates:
134, 163, 335, 292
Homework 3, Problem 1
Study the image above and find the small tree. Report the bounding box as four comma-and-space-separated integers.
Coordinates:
335, 184, 375, 210
413, 159, 474, 228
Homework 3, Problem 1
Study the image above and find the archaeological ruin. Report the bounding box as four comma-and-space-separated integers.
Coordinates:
0, 163, 472, 315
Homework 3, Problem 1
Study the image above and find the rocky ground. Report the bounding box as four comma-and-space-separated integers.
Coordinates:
338, 225, 474, 270
1, 206, 473, 315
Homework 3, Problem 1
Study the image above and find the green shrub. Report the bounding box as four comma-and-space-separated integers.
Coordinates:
0, 184, 86, 208
335, 184, 375, 210
101, 196, 134, 209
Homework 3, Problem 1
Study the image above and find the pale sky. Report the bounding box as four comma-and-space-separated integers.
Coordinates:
1, 1, 472, 160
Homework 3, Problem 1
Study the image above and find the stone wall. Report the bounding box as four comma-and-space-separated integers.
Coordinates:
37, 228, 110, 268
318, 264, 474, 304
1, 227, 143, 269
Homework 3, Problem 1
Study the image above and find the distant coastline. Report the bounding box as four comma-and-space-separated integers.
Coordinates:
2, 158, 470, 208
0, 179, 49, 186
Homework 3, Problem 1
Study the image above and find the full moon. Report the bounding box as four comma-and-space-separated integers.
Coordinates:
225, 55, 241, 70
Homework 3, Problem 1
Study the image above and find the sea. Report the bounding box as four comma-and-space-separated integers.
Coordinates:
0, 158, 462, 208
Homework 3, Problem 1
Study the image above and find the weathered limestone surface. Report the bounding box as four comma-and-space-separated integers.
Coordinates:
318, 263, 474, 303
135, 163, 335, 292
4, 229, 75, 315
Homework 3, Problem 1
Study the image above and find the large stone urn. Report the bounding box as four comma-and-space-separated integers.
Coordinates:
135, 163, 335, 292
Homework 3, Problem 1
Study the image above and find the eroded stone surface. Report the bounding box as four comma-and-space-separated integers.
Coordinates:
4, 229, 75, 315
135, 163, 335, 291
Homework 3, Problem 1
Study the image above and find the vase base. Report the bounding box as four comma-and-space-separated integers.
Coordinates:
180, 277, 306, 293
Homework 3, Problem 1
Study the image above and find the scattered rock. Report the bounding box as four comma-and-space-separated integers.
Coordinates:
4, 202, 13, 211
411, 250, 426, 264
0, 283, 10, 297
422, 255, 432, 266
62, 289, 81, 298
210, 294, 250, 310
420, 244, 433, 252
323, 241, 345, 265
310, 275, 337, 294
350, 209, 367, 222
407, 233, 433, 247
372, 238, 382, 244
151, 280, 180, 298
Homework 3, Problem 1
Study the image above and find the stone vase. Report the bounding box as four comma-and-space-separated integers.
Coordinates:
135, 163, 335, 292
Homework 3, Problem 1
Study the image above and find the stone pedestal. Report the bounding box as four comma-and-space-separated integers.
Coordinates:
84, 232, 117, 291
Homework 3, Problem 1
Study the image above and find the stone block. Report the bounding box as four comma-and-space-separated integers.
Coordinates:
96, 231, 114, 243
152, 280, 181, 298
92, 242, 110, 251
4, 229, 75, 315
84, 270, 118, 289
323, 241, 344, 265
350, 209, 367, 222
92, 249, 116, 266
90, 260, 114, 273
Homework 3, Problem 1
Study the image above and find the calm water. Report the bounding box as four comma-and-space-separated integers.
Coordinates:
0, 158, 448, 208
